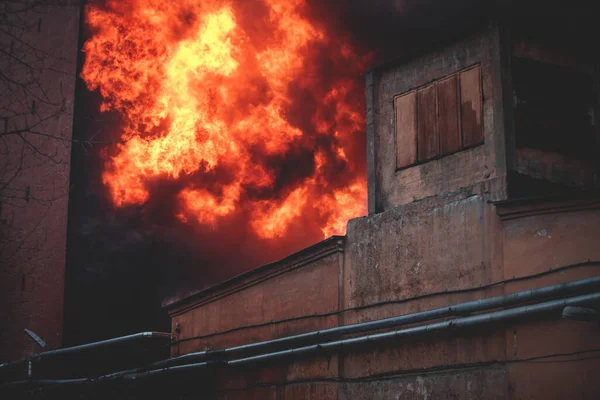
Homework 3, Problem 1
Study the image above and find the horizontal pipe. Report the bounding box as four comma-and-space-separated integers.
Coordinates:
0, 359, 26, 372
31, 332, 172, 361
6, 291, 600, 386
2, 378, 88, 387
0, 332, 171, 386
5, 275, 599, 385
151, 275, 600, 368
0, 332, 172, 372
227, 292, 600, 366
117, 291, 600, 378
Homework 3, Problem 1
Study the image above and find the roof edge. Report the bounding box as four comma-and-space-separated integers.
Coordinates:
163, 235, 346, 315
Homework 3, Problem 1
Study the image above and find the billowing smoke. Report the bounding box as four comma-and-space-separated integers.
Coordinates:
65, 0, 488, 343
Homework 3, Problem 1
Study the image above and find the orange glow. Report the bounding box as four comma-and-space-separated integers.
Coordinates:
82, 0, 370, 240
179, 185, 239, 226
251, 187, 308, 239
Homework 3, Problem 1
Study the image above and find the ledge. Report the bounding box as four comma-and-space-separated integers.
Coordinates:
493, 196, 600, 221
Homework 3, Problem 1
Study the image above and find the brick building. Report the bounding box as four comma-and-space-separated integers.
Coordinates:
0, 3, 80, 362
163, 9, 600, 399
2, 1, 600, 399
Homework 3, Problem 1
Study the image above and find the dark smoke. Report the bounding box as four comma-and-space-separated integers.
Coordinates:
64, 0, 496, 345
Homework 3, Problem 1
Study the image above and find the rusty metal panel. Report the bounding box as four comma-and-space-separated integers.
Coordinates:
460, 65, 483, 147
417, 84, 439, 161
394, 91, 417, 169
438, 75, 461, 155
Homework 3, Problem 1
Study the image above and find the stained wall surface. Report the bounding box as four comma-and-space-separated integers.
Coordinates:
168, 192, 600, 398
166, 19, 600, 400
366, 25, 509, 214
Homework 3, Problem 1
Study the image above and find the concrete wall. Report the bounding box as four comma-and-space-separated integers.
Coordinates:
0, 4, 80, 362
167, 193, 600, 398
168, 237, 345, 392
509, 29, 600, 196
366, 24, 510, 214
501, 199, 600, 398
164, 17, 600, 400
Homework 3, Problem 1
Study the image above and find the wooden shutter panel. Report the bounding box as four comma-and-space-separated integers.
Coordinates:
395, 92, 417, 169
417, 84, 439, 161
460, 66, 483, 148
438, 75, 461, 154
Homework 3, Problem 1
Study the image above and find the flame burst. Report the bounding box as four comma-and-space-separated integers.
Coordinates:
82, 0, 369, 240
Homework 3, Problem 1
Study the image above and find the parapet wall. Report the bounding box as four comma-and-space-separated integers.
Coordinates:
166, 193, 600, 399
164, 15, 600, 400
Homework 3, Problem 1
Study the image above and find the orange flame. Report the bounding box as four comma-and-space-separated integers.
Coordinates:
81, 0, 369, 240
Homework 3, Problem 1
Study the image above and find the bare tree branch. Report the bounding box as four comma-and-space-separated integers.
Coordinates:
0, 0, 113, 272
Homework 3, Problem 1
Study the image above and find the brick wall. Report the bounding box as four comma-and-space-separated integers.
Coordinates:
0, 3, 80, 362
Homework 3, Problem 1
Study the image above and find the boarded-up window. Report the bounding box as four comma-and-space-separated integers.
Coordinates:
394, 64, 483, 169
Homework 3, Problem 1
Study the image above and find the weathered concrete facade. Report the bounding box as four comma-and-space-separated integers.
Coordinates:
167, 196, 600, 398
166, 19, 600, 399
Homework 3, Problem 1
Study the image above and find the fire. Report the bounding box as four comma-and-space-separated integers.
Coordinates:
81, 0, 370, 240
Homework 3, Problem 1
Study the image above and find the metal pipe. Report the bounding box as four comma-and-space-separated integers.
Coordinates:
1, 378, 88, 388
6, 291, 600, 386
4, 276, 599, 385
150, 275, 600, 368
112, 291, 600, 378
0, 360, 27, 371
0, 331, 172, 382
228, 291, 600, 366
30, 332, 172, 361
